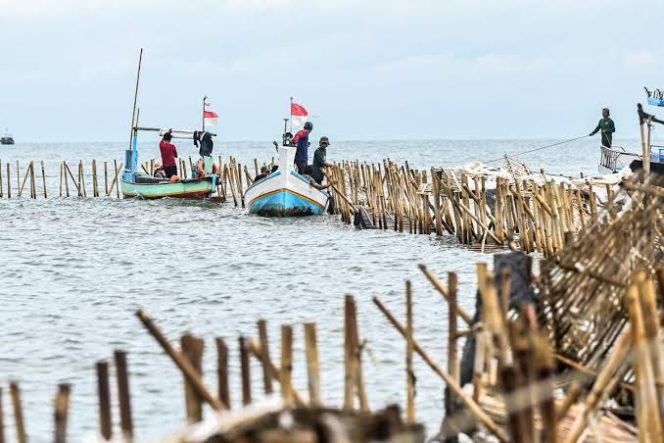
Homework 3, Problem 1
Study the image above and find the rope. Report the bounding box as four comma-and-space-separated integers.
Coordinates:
485, 135, 588, 164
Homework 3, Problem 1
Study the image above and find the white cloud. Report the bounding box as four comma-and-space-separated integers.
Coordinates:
623, 49, 658, 69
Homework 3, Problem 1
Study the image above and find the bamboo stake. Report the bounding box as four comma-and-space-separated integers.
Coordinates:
9, 382, 26, 443
406, 280, 416, 425
0, 159, 3, 198
257, 320, 274, 395
372, 297, 509, 443
40, 161, 46, 199
304, 322, 321, 407
54, 384, 71, 443
181, 334, 205, 422
239, 336, 252, 406
247, 340, 306, 406
135, 309, 225, 410
215, 338, 231, 409
446, 272, 459, 427
104, 161, 109, 195
96, 361, 112, 441
114, 350, 134, 441
5, 163, 10, 199
280, 325, 294, 407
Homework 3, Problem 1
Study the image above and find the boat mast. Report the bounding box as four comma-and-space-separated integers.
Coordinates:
289, 96, 293, 134
128, 48, 143, 173
202, 96, 207, 132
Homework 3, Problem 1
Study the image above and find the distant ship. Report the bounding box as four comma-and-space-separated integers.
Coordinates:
1, 129, 14, 145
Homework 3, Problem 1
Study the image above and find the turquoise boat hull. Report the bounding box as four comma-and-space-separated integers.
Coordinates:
120, 177, 216, 199
248, 188, 326, 216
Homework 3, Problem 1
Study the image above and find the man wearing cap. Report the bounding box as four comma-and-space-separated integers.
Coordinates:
589, 108, 616, 148
312, 136, 333, 184
292, 121, 313, 174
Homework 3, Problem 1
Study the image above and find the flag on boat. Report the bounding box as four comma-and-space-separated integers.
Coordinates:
291, 102, 308, 132
204, 100, 219, 126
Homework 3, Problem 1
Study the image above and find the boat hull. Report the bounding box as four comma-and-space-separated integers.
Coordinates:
244, 146, 329, 216
120, 178, 215, 199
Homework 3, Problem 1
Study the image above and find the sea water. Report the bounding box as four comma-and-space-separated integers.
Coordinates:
0, 138, 637, 441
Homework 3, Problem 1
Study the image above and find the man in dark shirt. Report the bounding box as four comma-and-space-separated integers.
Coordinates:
312, 136, 333, 184
159, 131, 179, 180
292, 121, 313, 174
589, 108, 616, 148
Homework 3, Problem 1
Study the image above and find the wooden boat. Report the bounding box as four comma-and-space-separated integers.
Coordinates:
120, 49, 219, 200
121, 127, 218, 199
244, 144, 329, 216
1, 129, 14, 145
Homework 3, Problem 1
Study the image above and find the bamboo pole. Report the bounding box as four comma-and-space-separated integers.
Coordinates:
40, 161, 46, 199
9, 382, 26, 443
304, 322, 321, 407
181, 334, 205, 422
406, 280, 416, 425
104, 161, 109, 195
215, 338, 231, 409
53, 384, 71, 443
257, 319, 274, 395
280, 325, 294, 407
5, 163, 9, 199
0, 388, 5, 443
96, 361, 113, 441
239, 336, 252, 406
0, 159, 3, 198
135, 309, 225, 410
114, 350, 134, 441
372, 297, 509, 443
446, 272, 459, 427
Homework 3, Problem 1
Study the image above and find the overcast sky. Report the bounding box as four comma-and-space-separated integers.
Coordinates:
1, 0, 662, 142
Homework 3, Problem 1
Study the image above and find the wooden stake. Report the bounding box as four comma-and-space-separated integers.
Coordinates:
239, 336, 252, 406
406, 280, 416, 424
372, 297, 509, 443
40, 161, 46, 199
96, 361, 112, 441
10, 382, 26, 443
54, 384, 71, 443
181, 334, 205, 422
113, 350, 134, 441
280, 325, 294, 407
257, 320, 274, 395
304, 323, 321, 407
215, 338, 231, 409
135, 309, 225, 410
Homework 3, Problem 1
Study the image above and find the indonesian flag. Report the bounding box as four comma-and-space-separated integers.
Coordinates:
291, 102, 308, 132
204, 100, 219, 127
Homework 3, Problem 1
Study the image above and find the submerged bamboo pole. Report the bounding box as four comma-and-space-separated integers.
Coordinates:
96, 361, 112, 441
114, 350, 134, 441
304, 322, 321, 407
53, 384, 71, 443
9, 382, 26, 443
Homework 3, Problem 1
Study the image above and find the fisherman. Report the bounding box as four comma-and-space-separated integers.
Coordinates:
589, 108, 616, 148
303, 165, 333, 191
159, 131, 180, 182
254, 166, 269, 182
312, 136, 333, 184
193, 131, 220, 178
292, 121, 313, 174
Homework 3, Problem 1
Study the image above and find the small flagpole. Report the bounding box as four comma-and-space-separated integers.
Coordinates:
128, 48, 143, 151
202, 96, 207, 132
290, 96, 293, 134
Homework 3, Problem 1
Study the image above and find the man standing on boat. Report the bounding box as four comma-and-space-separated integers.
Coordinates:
159, 131, 179, 181
589, 108, 615, 148
292, 121, 313, 174
312, 136, 333, 184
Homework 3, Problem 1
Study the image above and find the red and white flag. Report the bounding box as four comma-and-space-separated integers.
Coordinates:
291, 102, 308, 132
204, 100, 219, 127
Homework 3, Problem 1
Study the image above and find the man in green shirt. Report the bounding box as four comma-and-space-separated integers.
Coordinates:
589, 108, 616, 148
312, 136, 333, 184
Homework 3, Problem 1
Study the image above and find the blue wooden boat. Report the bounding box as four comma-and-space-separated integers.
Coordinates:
244, 145, 329, 216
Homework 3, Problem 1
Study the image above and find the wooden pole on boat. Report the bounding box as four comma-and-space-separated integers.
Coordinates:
304, 322, 321, 407
53, 383, 71, 443
135, 309, 225, 411
215, 338, 231, 409
114, 350, 134, 441
9, 382, 26, 443
128, 49, 143, 153
96, 361, 113, 441
181, 334, 205, 423
257, 320, 274, 395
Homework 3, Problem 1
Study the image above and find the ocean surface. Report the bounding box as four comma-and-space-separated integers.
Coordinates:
0, 138, 638, 442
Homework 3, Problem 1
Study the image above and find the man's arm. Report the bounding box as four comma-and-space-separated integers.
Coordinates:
589, 121, 601, 136
309, 179, 332, 190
